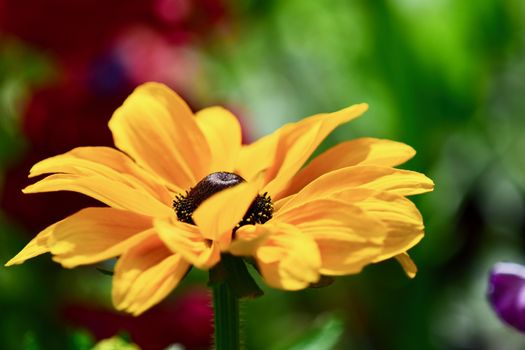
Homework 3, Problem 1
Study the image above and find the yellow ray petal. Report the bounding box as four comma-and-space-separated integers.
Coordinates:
196, 107, 242, 173
262, 122, 322, 198
316, 240, 383, 276
155, 217, 220, 269
282, 138, 416, 197
109, 82, 211, 190
48, 208, 154, 268
395, 252, 418, 278
4, 221, 57, 266
23, 174, 173, 218
281, 165, 434, 212
29, 146, 174, 203
112, 234, 190, 316
263, 104, 368, 200
228, 225, 269, 256
237, 133, 278, 182
192, 179, 260, 241
275, 198, 387, 244
333, 189, 425, 263
231, 223, 321, 290
274, 198, 390, 275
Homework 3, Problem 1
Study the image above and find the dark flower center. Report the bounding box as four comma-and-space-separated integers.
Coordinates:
173, 171, 273, 229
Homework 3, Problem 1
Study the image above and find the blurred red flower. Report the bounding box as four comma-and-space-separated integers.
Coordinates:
0, 0, 233, 232
63, 288, 213, 350
1, 80, 123, 231
0, 0, 228, 55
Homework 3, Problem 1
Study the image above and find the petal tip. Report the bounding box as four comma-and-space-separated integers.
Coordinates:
4, 259, 16, 267
5, 255, 29, 267
395, 253, 418, 278
135, 81, 170, 91
359, 103, 369, 111
343, 103, 369, 116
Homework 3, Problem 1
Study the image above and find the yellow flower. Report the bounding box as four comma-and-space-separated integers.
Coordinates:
5, 82, 433, 315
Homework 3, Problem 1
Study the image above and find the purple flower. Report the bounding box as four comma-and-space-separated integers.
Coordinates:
488, 262, 525, 332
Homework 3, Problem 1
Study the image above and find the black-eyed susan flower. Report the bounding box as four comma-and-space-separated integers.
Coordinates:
6, 82, 433, 316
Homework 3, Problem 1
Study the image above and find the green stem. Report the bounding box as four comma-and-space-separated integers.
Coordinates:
212, 280, 240, 350
209, 254, 262, 349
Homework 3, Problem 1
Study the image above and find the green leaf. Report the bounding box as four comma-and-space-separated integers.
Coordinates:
274, 314, 344, 350
68, 329, 94, 350
22, 332, 40, 350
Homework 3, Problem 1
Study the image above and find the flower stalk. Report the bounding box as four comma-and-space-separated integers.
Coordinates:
210, 254, 263, 349
212, 280, 240, 350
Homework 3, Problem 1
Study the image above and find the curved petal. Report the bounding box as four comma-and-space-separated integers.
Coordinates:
395, 253, 417, 278
281, 165, 434, 212
231, 223, 321, 290
193, 179, 261, 241
262, 103, 368, 199
155, 217, 220, 269
488, 262, 525, 333
196, 107, 242, 173
275, 198, 387, 244
23, 174, 173, 218
281, 138, 416, 197
261, 122, 322, 197
315, 240, 383, 276
4, 221, 57, 266
333, 189, 425, 263
112, 234, 190, 316
108, 82, 211, 190
228, 225, 268, 256
48, 208, 154, 268
237, 133, 278, 182
275, 198, 389, 275
29, 146, 174, 204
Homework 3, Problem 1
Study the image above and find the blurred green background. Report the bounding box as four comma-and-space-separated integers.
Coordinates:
1, 0, 525, 349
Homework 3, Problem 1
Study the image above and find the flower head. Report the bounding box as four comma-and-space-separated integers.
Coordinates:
488, 262, 525, 332
6, 82, 433, 315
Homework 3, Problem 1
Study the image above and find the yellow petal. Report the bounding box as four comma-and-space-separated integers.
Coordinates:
395, 253, 417, 278
196, 107, 242, 173
275, 198, 387, 244
281, 165, 434, 212
316, 240, 383, 276
262, 122, 323, 198
112, 234, 190, 316
275, 198, 389, 275
5, 221, 56, 266
29, 146, 174, 203
23, 174, 173, 218
263, 104, 368, 199
231, 223, 321, 290
228, 225, 269, 257
48, 208, 154, 268
273, 195, 295, 212
237, 133, 278, 182
155, 217, 220, 269
282, 138, 416, 197
109, 82, 211, 190
192, 179, 260, 241
332, 189, 425, 263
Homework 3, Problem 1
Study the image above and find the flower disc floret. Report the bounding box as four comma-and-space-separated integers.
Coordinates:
173, 171, 273, 228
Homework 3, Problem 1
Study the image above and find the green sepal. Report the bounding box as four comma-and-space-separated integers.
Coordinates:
95, 267, 114, 276
209, 253, 264, 299
309, 275, 335, 288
